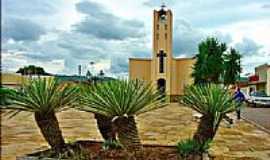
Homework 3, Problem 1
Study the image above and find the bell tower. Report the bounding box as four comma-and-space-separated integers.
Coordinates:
129, 4, 195, 100
151, 4, 173, 95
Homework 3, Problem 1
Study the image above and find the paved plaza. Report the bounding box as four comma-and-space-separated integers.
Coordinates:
2, 103, 270, 160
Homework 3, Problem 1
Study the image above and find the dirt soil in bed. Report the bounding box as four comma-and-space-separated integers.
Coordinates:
31, 141, 184, 160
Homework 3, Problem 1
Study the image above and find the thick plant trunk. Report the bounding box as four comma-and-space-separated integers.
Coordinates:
94, 113, 116, 141
113, 116, 143, 159
34, 112, 65, 152
193, 115, 216, 144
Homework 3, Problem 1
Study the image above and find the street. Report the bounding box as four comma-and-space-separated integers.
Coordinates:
242, 106, 270, 132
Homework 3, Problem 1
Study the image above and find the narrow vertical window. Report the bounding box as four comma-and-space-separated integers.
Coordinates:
165, 24, 168, 30
156, 33, 159, 40
157, 24, 159, 30
165, 33, 167, 39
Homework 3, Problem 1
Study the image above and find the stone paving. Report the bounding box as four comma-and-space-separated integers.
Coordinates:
1, 103, 270, 160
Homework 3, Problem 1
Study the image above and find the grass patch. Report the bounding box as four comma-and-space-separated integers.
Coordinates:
176, 138, 211, 157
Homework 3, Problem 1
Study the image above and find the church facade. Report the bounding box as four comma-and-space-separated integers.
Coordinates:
129, 6, 195, 99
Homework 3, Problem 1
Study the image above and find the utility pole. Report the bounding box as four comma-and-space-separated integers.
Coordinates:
89, 61, 95, 84
78, 65, 82, 76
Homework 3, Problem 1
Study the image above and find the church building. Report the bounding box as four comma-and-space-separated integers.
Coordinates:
129, 5, 195, 100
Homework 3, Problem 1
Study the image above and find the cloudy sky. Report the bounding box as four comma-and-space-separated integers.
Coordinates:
2, 0, 270, 77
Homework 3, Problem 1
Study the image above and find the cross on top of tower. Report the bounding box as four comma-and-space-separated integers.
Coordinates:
160, 2, 167, 12
161, 2, 166, 9
158, 2, 167, 16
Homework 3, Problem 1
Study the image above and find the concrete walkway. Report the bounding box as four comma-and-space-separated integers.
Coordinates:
2, 103, 270, 160
242, 107, 270, 133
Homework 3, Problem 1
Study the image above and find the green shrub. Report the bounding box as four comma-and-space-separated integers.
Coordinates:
1, 78, 79, 152
102, 139, 123, 150
179, 84, 238, 144
176, 138, 211, 157
0, 87, 15, 105
79, 79, 168, 158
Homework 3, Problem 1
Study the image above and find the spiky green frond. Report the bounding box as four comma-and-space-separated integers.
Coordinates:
179, 84, 238, 120
79, 79, 168, 117
176, 138, 212, 157
1, 78, 79, 118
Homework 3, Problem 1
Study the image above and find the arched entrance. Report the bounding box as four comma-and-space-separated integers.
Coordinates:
157, 78, 166, 95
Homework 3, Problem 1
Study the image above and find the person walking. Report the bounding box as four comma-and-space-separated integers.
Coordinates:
233, 87, 246, 120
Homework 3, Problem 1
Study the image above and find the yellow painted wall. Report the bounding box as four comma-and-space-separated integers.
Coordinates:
171, 58, 195, 95
256, 66, 267, 82
255, 64, 270, 96
256, 83, 266, 92
129, 59, 151, 81
2, 73, 54, 89
129, 58, 195, 95
1, 73, 27, 85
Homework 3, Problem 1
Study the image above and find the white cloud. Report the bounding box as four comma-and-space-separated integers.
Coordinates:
36, 59, 65, 73
2, 0, 270, 76
93, 60, 111, 74
2, 50, 65, 73
217, 19, 270, 51
242, 52, 270, 74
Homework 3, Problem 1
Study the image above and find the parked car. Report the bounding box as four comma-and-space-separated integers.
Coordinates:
246, 91, 270, 107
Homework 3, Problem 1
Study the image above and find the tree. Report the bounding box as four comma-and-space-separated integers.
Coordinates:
79, 80, 168, 159
1, 78, 79, 152
192, 37, 227, 84
179, 84, 238, 145
98, 70, 105, 77
223, 48, 241, 85
16, 65, 47, 76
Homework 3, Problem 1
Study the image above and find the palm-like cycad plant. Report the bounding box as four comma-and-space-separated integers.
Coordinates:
1, 78, 78, 152
79, 84, 116, 141
179, 84, 238, 145
79, 79, 168, 158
